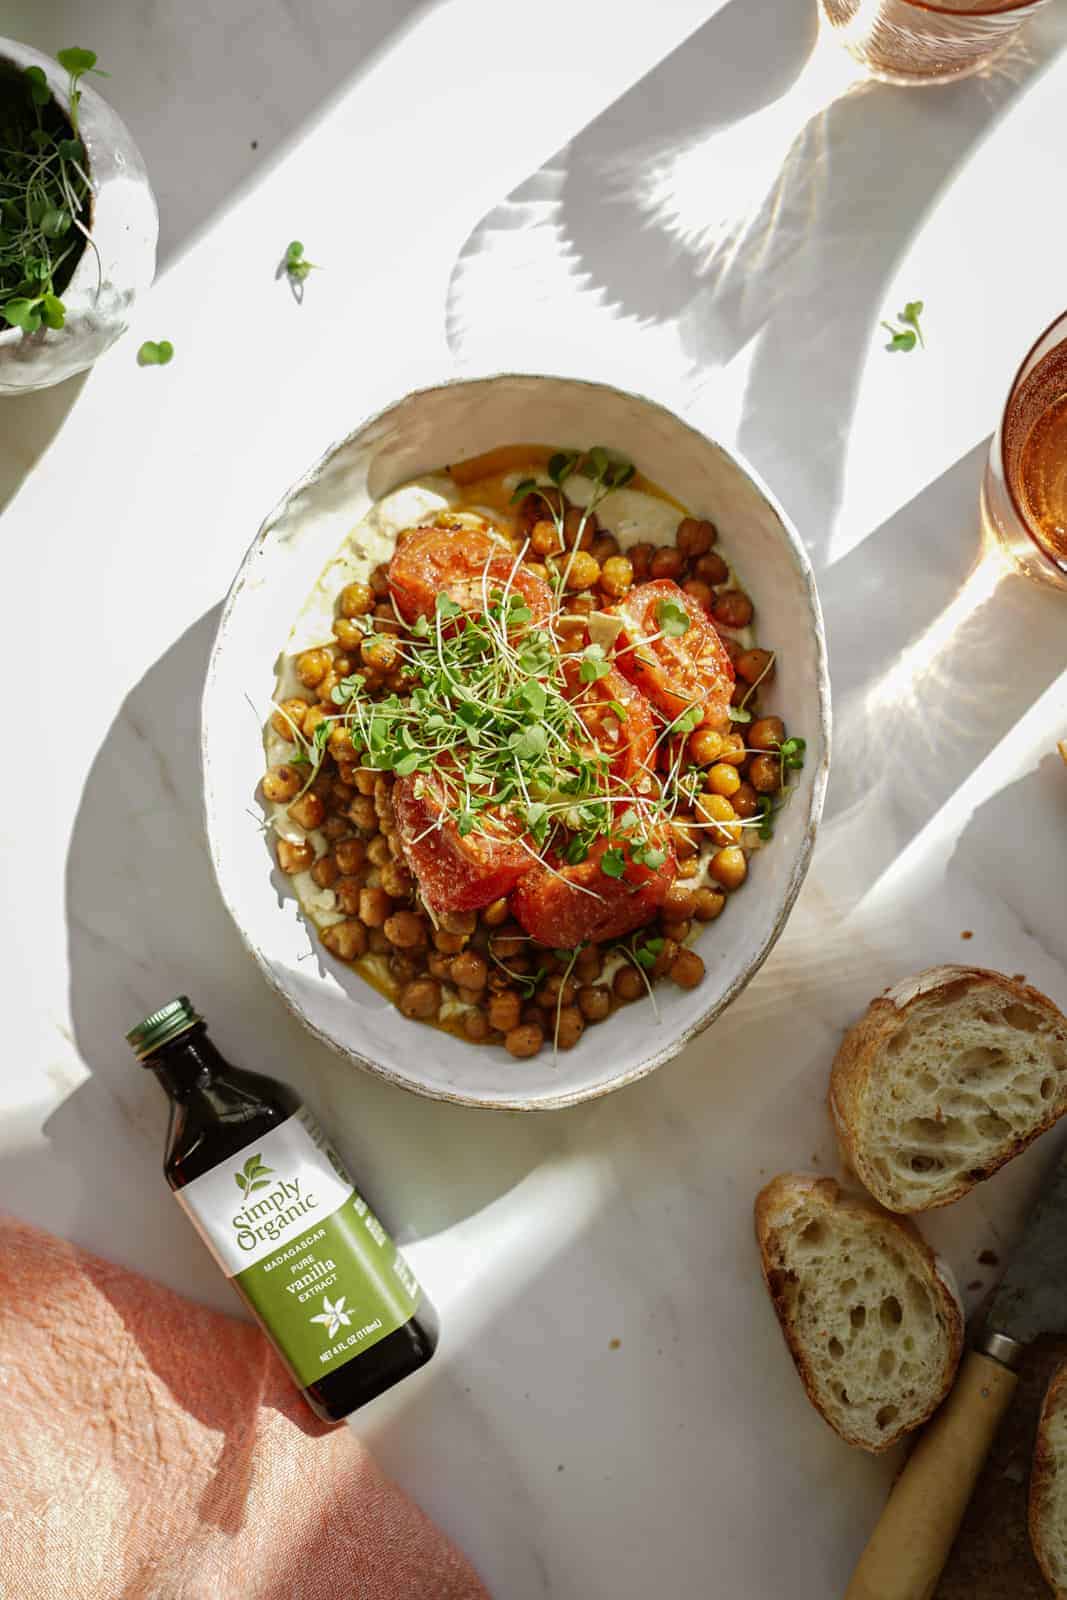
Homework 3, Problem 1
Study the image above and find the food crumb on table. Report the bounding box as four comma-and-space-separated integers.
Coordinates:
609, 1338, 621, 1350
978, 1249, 1000, 1267
960, 930, 973, 940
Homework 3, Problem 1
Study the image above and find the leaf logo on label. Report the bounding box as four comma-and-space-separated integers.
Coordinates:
233, 1153, 274, 1196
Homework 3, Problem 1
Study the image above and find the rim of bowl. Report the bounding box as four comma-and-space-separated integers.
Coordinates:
201, 371, 832, 1111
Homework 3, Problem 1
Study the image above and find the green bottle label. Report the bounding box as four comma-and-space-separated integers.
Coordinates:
175, 1106, 419, 1387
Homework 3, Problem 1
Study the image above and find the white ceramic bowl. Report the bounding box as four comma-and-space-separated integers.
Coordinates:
202, 375, 830, 1110
0, 38, 157, 393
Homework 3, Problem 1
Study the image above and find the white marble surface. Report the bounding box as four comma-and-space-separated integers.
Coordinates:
2, 2, 1067, 1595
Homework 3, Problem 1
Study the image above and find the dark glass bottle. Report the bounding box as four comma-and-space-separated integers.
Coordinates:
128, 997, 437, 1422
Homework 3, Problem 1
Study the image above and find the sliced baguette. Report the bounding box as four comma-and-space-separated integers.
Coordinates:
830, 966, 1067, 1213
755, 1173, 963, 1452
1031, 1360, 1067, 1596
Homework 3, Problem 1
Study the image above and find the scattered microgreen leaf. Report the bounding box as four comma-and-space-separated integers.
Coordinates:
578, 643, 611, 683
600, 847, 627, 880
137, 339, 174, 366
656, 597, 690, 637
881, 299, 924, 353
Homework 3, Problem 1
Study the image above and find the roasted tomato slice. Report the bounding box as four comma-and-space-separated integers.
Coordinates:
610, 578, 735, 730
393, 770, 534, 917
510, 834, 675, 949
389, 524, 552, 626
563, 660, 656, 782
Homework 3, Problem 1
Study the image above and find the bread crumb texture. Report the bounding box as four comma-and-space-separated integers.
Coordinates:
755, 1175, 962, 1452
831, 967, 1067, 1212
1031, 1362, 1067, 1595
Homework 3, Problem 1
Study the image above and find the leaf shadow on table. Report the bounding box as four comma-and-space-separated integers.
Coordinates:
816, 439, 1066, 886
6, 0, 433, 264
0, 370, 87, 517
39, 605, 554, 1307
446, 0, 1066, 557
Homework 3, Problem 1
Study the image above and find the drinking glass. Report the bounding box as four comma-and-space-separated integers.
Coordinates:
820, 0, 1051, 85
982, 310, 1067, 592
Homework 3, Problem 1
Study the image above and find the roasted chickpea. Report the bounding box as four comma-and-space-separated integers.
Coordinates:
366, 926, 390, 954
271, 697, 312, 741
719, 732, 748, 767
694, 887, 726, 921
736, 648, 775, 687
339, 580, 375, 618
368, 563, 391, 598
575, 945, 603, 983
488, 990, 522, 1032
295, 648, 331, 689
531, 518, 563, 556
334, 836, 366, 875
361, 634, 399, 674
332, 617, 366, 653
713, 590, 754, 629
262, 763, 303, 803
687, 727, 723, 766
321, 919, 368, 961
697, 792, 742, 846
286, 791, 323, 831
670, 817, 700, 859
613, 965, 644, 1003
316, 671, 343, 703
334, 876, 365, 914
327, 724, 353, 763
578, 984, 611, 1022
749, 715, 786, 752
388, 952, 420, 985
384, 910, 426, 948
489, 930, 524, 959
709, 846, 748, 891
536, 974, 578, 1009
694, 550, 729, 585
399, 978, 442, 1020
670, 949, 705, 989
563, 551, 600, 590
676, 855, 699, 879
359, 886, 390, 926
676, 517, 715, 558
650, 937, 680, 979
462, 1008, 491, 1042
431, 929, 463, 955
454, 984, 481, 1007
353, 768, 377, 796
590, 532, 620, 564
365, 835, 391, 867
526, 561, 549, 580
311, 853, 339, 889
565, 593, 596, 617
731, 781, 758, 819
276, 837, 314, 875
505, 1022, 544, 1058
629, 542, 654, 580
661, 918, 691, 944
650, 546, 684, 581
440, 909, 476, 937
682, 579, 714, 611
664, 883, 698, 921
379, 860, 412, 898
749, 753, 782, 794
482, 897, 510, 928
563, 507, 596, 550
707, 762, 741, 798
555, 1007, 585, 1050
321, 814, 349, 842
450, 950, 488, 991
599, 555, 634, 598
427, 950, 453, 981
348, 795, 378, 832
302, 703, 330, 738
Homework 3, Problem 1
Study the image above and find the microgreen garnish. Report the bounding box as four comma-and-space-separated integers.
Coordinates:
655, 597, 690, 637
579, 643, 611, 683
137, 339, 174, 366
634, 935, 665, 970
756, 796, 775, 841
600, 848, 627, 880
881, 300, 924, 353
1, 48, 107, 332
280, 239, 321, 300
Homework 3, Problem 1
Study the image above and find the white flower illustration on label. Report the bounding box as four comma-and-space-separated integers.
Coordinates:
310, 1293, 352, 1339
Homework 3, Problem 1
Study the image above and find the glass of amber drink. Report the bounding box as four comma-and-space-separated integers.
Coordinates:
982, 310, 1067, 592
820, 0, 1050, 85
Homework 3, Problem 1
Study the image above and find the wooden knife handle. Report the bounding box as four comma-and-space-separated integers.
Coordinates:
845, 1350, 1018, 1600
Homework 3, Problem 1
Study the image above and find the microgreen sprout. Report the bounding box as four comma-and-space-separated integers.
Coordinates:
280, 239, 321, 301
655, 597, 690, 637
137, 339, 174, 366
881, 300, 924, 353
1, 48, 107, 332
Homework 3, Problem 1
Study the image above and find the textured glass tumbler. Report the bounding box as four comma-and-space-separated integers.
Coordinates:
820, 0, 1050, 85
982, 311, 1067, 592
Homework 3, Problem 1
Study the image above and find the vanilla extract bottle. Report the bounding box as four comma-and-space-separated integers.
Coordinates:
128, 997, 437, 1421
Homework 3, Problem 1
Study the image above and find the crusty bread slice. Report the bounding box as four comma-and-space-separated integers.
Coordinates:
830, 966, 1067, 1213
1031, 1360, 1067, 1595
755, 1174, 963, 1452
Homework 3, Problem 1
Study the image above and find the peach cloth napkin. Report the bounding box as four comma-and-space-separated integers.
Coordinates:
0, 1216, 489, 1600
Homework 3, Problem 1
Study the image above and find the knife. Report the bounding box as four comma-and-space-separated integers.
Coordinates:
846, 1143, 1067, 1600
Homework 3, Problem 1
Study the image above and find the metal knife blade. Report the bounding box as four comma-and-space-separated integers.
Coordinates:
984, 1140, 1067, 1350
